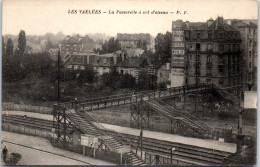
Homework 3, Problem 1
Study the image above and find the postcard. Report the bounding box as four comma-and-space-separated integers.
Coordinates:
1, 0, 258, 166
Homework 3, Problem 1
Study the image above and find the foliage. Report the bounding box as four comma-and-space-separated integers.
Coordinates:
154, 31, 172, 63
6, 38, 14, 56
135, 71, 156, 91
2, 51, 55, 82
2, 36, 5, 56
100, 72, 136, 90
119, 74, 136, 88
18, 30, 26, 55
100, 71, 121, 89
102, 37, 121, 53
62, 68, 96, 84
137, 39, 148, 50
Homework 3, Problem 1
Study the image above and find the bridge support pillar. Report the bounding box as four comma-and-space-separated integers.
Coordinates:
53, 104, 74, 148
130, 101, 151, 130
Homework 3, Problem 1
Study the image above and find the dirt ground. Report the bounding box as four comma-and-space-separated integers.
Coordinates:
1, 131, 115, 166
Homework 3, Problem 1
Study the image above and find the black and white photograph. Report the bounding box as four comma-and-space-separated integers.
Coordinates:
1, 0, 258, 166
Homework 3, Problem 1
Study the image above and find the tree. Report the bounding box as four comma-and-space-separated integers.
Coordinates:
120, 74, 136, 88
137, 39, 148, 50
18, 30, 26, 55
76, 68, 96, 84
45, 38, 54, 50
100, 71, 120, 89
2, 36, 5, 57
154, 31, 172, 62
102, 37, 121, 53
6, 38, 14, 56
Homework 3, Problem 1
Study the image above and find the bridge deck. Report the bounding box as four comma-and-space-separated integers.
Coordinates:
61, 84, 213, 111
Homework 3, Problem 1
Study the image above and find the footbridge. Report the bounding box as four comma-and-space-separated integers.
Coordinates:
53, 83, 240, 165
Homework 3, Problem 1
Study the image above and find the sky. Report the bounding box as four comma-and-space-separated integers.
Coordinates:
2, 0, 258, 36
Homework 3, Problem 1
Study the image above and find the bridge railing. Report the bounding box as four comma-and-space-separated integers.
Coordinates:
59, 84, 214, 111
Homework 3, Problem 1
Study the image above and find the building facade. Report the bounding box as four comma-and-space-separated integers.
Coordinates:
93, 53, 120, 76
60, 34, 95, 57
117, 33, 151, 49
170, 17, 242, 89
225, 19, 257, 90
63, 51, 97, 70
116, 51, 152, 78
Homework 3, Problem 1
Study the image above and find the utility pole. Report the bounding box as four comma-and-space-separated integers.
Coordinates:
57, 51, 60, 104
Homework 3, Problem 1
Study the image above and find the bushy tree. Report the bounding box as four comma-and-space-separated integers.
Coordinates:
102, 37, 121, 53
76, 68, 96, 84
120, 74, 136, 88
136, 71, 157, 91
154, 31, 172, 62
100, 71, 120, 89
6, 38, 14, 56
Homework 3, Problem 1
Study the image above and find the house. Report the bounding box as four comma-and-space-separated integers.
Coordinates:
63, 51, 97, 70
116, 51, 152, 78
157, 62, 171, 85
60, 34, 96, 57
124, 48, 145, 58
117, 33, 151, 49
93, 53, 118, 75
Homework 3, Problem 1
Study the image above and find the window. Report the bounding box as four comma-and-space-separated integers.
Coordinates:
185, 31, 190, 39
219, 80, 224, 85
233, 44, 237, 51
249, 51, 252, 58
190, 44, 192, 49
219, 32, 225, 38
196, 43, 201, 51
207, 79, 211, 84
104, 58, 107, 64
207, 43, 213, 51
249, 40, 252, 47
219, 44, 224, 51
208, 33, 212, 39
249, 62, 252, 69
190, 55, 192, 60
207, 55, 212, 63
196, 32, 200, 39
196, 78, 200, 85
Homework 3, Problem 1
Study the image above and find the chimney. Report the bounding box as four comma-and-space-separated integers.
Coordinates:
186, 21, 190, 28
207, 18, 214, 27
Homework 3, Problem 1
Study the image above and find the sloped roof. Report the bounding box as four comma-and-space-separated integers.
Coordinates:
208, 17, 238, 31
125, 48, 145, 57
183, 17, 238, 31
117, 57, 145, 68
185, 22, 208, 30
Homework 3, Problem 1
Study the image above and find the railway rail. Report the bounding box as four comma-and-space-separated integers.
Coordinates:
2, 114, 233, 166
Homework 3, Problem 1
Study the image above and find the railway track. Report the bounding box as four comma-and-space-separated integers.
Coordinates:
2, 114, 232, 166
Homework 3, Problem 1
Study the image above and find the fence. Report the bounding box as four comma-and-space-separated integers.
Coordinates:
2, 102, 52, 114
2, 123, 52, 140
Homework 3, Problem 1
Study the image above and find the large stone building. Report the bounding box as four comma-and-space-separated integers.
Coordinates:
170, 17, 242, 89
225, 19, 257, 90
117, 33, 151, 49
60, 34, 95, 56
